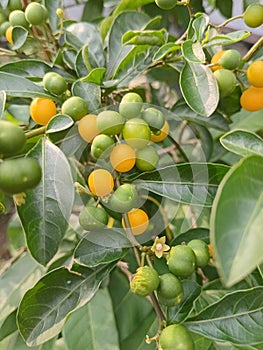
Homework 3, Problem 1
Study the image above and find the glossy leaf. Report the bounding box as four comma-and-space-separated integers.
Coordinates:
0, 90, 6, 119
153, 43, 180, 61
216, 0, 233, 18
74, 230, 129, 267
44, 0, 63, 32
167, 280, 202, 323
0, 253, 43, 329
63, 289, 119, 350
65, 23, 105, 68
11, 26, 28, 50
182, 40, 206, 63
187, 13, 210, 41
231, 109, 263, 133
211, 155, 263, 286
17, 138, 74, 265
0, 310, 17, 341
81, 68, 106, 85
204, 30, 250, 47
72, 81, 101, 113
0, 72, 50, 99
186, 287, 263, 345
122, 29, 167, 46
220, 130, 263, 157
17, 263, 116, 346
82, 0, 103, 22
180, 62, 219, 117
106, 11, 150, 79
46, 115, 74, 134
132, 163, 229, 206
113, 0, 155, 16
171, 227, 210, 245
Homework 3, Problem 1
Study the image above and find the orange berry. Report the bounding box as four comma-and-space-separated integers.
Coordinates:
122, 208, 149, 235
78, 114, 99, 142
110, 143, 136, 173
5, 26, 13, 44
247, 61, 263, 88
240, 86, 263, 112
210, 50, 226, 71
30, 98, 57, 125
150, 120, 170, 143
88, 169, 114, 197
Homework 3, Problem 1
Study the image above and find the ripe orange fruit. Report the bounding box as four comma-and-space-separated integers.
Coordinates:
240, 86, 263, 112
88, 169, 114, 197
5, 26, 13, 44
78, 114, 100, 142
247, 61, 263, 88
210, 50, 226, 71
30, 97, 57, 125
122, 208, 149, 235
110, 143, 136, 173
150, 120, 169, 142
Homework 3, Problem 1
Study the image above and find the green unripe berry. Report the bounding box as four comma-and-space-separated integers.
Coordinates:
9, 10, 29, 29
142, 107, 165, 132
90, 134, 115, 160
96, 110, 124, 135
130, 266, 160, 297
157, 273, 184, 307
217, 49, 242, 70
0, 11, 8, 26
25, 2, 48, 26
61, 96, 88, 121
136, 145, 159, 171
0, 120, 26, 157
119, 92, 143, 119
43, 72, 67, 96
214, 69, 236, 97
109, 183, 139, 213
8, 0, 23, 11
122, 118, 151, 149
0, 21, 11, 37
159, 324, 194, 350
188, 239, 210, 268
167, 245, 196, 278
79, 205, 109, 231
243, 4, 263, 28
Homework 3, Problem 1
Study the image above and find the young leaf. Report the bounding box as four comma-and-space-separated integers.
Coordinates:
132, 163, 229, 206
17, 263, 116, 346
63, 289, 119, 350
186, 287, 263, 345
74, 229, 129, 267
17, 138, 74, 265
211, 155, 263, 286
180, 62, 219, 117
220, 129, 263, 157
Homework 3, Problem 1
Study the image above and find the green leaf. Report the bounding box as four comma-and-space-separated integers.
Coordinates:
171, 227, 210, 245
132, 163, 229, 206
17, 263, 116, 346
46, 115, 74, 134
0, 253, 43, 329
0, 60, 74, 80
167, 280, 202, 323
63, 289, 119, 350
65, 23, 105, 68
44, 0, 63, 33
74, 230, 129, 267
173, 101, 229, 131
182, 40, 206, 63
231, 109, 263, 133
109, 268, 157, 350
72, 81, 101, 113
220, 130, 263, 157
0, 90, 6, 119
81, 67, 106, 85
0, 331, 57, 350
211, 155, 263, 286
180, 62, 219, 117
17, 138, 74, 265
122, 29, 167, 46
113, 0, 155, 16
0, 310, 17, 341
153, 43, 181, 61
186, 287, 263, 345
187, 13, 210, 42
11, 26, 28, 50
204, 30, 250, 47
114, 45, 157, 87
216, 0, 233, 18
106, 11, 150, 79
0, 72, 50, 99
82, 0, 104, 22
